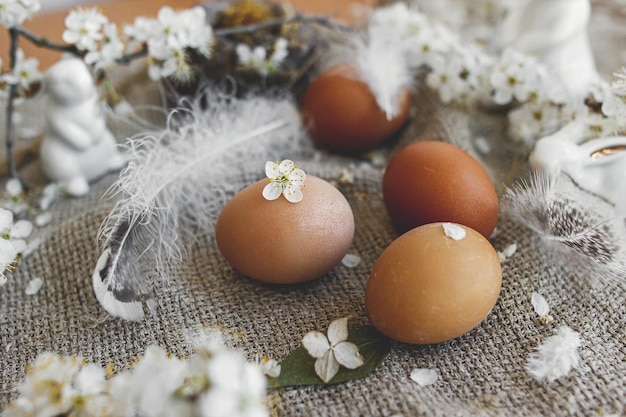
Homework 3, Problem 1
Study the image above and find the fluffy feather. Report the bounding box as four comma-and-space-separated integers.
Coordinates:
526, 326, 582, 383
353, 4, 413, 120
93, 91, 308, 321
504, 172, 626, 283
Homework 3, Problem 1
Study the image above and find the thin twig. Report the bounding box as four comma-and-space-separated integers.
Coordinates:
15, 26, 81, 55
5, 28, 20, 181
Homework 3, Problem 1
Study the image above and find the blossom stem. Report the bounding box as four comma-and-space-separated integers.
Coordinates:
4, 28, 20, 182
14, 26, 81, 55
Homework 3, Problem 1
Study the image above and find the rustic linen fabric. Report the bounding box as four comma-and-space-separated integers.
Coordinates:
1, 4, 626, 416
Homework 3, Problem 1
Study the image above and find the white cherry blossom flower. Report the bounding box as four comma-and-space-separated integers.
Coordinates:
0, 207, 32, 284
62, 7, 108, 51
84, 22, 124, 70
302, 317, 364, 383
262, 159, 306, 203
0, 48, 42, 92
490, 48, 541, 105
0, 0, 40, 28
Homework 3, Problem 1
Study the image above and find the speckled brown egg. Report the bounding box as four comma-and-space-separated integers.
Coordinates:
215, 175, 355, 284
382, 141, 498, 238
300, 63, 411, 153
365, 222, 502, 344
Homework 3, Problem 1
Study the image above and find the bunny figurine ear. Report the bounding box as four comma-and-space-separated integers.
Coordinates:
498, 0, 598, 98
39, 57, 125, 197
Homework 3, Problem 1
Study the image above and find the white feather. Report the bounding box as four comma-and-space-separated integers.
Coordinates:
504, 172, 626, 283
93, 90, 309, 320
526, 326, 582, 383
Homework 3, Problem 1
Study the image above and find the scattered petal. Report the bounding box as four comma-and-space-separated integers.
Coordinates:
498, 243, 518, 262
341, 253, 361, 268
35, 212, 53, 227
531, 292, 550, 317
259, 356, 281, 378
327, 317, 349, 346
410, 368, 438, 386
302, 331, 330, 359
314, 350, 340, 383
443, 223, 466, 240
25, 277, 43, 295
333, 342, 364, 369
474, 136, 491, 154
526, 326, 581, 383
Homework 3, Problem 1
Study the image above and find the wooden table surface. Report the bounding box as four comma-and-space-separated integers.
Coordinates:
0, 0, 375, 70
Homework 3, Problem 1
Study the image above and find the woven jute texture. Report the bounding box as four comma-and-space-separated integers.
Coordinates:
2, 5, 626, 416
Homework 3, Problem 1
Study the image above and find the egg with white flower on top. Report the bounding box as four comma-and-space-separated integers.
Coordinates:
216, 160, 355, 284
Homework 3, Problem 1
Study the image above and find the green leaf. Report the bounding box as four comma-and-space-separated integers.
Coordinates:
268, 325, 392, 388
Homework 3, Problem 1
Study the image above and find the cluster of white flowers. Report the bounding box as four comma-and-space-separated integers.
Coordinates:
3, 337, 271, 417
124, 6, 213, 81
235, 37, 289, 76
367, 2, 624, 147
0, 0, 40, 28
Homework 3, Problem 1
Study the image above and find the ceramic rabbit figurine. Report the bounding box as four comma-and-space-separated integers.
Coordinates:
530, 121, 626, 211
40, 57, 124, 197
498, 0, 598, 98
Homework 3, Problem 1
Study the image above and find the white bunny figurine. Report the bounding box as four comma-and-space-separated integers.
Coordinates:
40, 57, 125, 197
498, 0, 598, 98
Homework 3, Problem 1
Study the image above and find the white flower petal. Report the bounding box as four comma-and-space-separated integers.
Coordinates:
25, 277, 43, 295
278, 159, 295, 174
314, 350, 340, 383
0, 208, 14, 229
302, 331, 330, 359
283, 185, 303, 203
11, 220, 33, 239
341, 253, 361, 268
264, 161, 279, 179
531, 292, 550, 317
327, 317, 349, 346
288, 168, 306, 187
262, 182, 282, 201
333, 341, 364, 370
410, 368, 438, 386
442, 223, 466, 240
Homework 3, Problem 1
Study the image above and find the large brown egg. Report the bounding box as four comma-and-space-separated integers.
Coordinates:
215, 175, 354, 284
365, 222, 502, 344
383, 141, 498, 238
300, 63, 411, 153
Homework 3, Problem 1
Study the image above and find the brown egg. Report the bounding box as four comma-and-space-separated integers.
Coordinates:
365, 222, 502, 344
215, 175, 355, 284
383, 141, 498, 238
300, 63, 411, 153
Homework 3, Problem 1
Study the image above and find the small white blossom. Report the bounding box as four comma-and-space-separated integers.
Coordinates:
124, 6, 212, 81
410, 368, 438, 386
84, 22, 124, 70
490, 48, 541, 105
62, 7, 108, 52
442, 223, 466, 240
25, 277, 43, 295
0, 208, 33, 284
526, 326, 581, 383
39, 183, 62, 211
262, 159, 306, 203
0, 0, 40, 28
0, 48, 42, 93
235, 38, 290, 76
302, 317, 364, 383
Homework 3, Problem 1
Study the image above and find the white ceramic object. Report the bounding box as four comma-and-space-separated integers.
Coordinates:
498, 0, 598, 98
40, 57, 124, 197
529, 121, 626, 210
